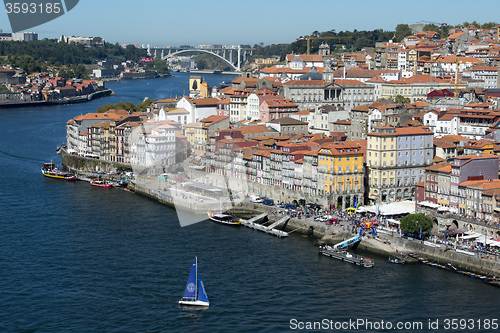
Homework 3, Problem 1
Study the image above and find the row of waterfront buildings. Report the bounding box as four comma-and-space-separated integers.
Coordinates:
64, 24, 500, 226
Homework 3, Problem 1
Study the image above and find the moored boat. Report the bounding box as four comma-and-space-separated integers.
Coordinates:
41, 162, 76, 181
90, 178, 112, 188
388, 256, 406, 264
207, 212, 241, 226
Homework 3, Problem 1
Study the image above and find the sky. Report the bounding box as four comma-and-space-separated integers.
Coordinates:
1, 0, 500, 47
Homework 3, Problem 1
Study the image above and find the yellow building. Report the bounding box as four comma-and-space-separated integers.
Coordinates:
184, 123, 200, 152
367, 126, 434, 203
464, 139, 497, 155
408, 49, 417, 74
317, 141, 365, 208
366, 126, 397, 191
185, 115, 230, 156
189, 76, 210, 98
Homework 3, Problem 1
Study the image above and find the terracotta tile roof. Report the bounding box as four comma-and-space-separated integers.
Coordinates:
264, 98, 297, 108
285, 54, 324, 62
425, 161, 451, 171
269, 117, 308, 125
352, 105, 370, 112
333, 79, 366, 86
240, 125, 274, 135
368, 126, 433, 136
333, 119, 351, 125
440, 134, 469, 142
464, 139, 496, 149
295, 109, 311, 115
166, 108, 189, 114
156, 98, 177, 103
193, 98, 220, 106
283, 80, 326, 86
434, 139, 456, 149
459, 179, 500, 189
433, 156, 445, 163
199, 115, 229, 124
74, 112, 124, 121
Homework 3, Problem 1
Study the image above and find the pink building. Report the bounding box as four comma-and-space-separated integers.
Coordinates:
259, 97, 298, 122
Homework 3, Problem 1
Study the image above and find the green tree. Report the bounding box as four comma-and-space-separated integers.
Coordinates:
393, 94, 410, 104
400, 213, 433, 236
422, 24, 440, 33
394, 24, 413, 42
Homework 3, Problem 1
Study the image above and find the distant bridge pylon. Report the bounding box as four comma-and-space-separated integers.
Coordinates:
147, 45, 254, 72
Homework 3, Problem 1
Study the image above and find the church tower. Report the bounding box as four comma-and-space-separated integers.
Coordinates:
318, 43, 330, 56
322, 58, 334, 83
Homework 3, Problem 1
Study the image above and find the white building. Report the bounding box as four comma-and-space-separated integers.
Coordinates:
247, 93, 260, 121
12, 32, 38, 41
467, 66, 499, 89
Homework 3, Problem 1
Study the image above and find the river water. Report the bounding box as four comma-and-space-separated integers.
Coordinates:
1, 73, 499, 332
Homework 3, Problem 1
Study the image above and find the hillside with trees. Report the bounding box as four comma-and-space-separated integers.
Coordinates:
0, 39, 147, 74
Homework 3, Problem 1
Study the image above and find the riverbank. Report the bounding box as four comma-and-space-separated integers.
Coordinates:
124, 181, 500, 278
60, 151, 500, 279
231, 202, 500, 279
0, 89, 114, 109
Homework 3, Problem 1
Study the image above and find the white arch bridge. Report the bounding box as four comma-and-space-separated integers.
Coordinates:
147, 45, 254, 72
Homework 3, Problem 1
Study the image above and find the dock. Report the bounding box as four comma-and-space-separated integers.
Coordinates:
319, 245, 374, 267
240, 214, 290, 238
407, 253, 500, 285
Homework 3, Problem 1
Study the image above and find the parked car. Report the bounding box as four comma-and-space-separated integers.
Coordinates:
326, 218, 339, 224
307, 203, 322, 210
250, 195, 263, 203
262, 198, 274, 206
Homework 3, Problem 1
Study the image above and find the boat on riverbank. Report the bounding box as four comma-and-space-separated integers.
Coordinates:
90, 178, 112, 188
319, 245, 374, 267
388, 256, 405, 264
41, 163, 76, 181
207, 212, 241, 226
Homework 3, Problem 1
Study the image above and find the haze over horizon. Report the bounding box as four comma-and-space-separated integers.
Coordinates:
1, 0, 499, 47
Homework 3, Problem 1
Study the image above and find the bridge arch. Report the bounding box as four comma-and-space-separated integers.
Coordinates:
161, 49, 239, 71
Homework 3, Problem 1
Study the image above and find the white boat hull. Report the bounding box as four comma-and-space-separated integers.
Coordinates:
178, 300, 210, 307
208, 216, 240, 225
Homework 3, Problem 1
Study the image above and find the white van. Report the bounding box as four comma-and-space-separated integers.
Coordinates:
250, 195, 263, 203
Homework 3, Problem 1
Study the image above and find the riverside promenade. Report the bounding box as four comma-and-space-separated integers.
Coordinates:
232, 202, 500, 278
60, 152, 500, 279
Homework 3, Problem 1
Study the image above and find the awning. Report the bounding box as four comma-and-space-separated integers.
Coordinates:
387, 218, 400, 225
475, 236, 493, 244
460, 233, 483, 240
356, 201, 415, 216
418, 201, 441, 209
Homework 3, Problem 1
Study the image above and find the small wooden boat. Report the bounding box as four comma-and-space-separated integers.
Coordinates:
388, 256, 405, 264
90, 178, 112, 188
207, 212, 240, 225
41, 162, 76, 181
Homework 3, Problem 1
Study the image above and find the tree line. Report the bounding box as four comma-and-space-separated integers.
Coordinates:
0, 39, 147, 74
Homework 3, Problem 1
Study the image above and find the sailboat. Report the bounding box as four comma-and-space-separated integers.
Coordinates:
178, 257, 209, 307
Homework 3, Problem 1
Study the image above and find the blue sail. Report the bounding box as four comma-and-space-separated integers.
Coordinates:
183, 258, 197, 299
197, 270, 209, 303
